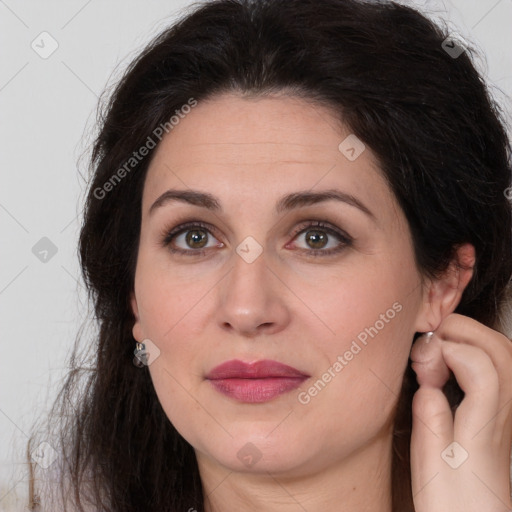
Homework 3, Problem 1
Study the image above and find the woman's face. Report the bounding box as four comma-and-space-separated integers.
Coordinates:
131, 92, 430, 477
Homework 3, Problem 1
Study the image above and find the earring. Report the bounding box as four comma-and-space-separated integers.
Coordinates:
133, 341, 147, 367
424, 331, 435, 344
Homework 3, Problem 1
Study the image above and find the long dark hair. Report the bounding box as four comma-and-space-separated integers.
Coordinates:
27, 0, 512, 510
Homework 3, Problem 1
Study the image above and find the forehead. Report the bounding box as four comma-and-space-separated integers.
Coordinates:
150, 93, 359, 163
142, 93, 397, 222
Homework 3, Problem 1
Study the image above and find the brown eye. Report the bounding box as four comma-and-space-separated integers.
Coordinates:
303, 229, 328, 250
161, 220, 351, 258
290, 221, 352, 257
161, 221, 225, 256
184, 229, 209, 249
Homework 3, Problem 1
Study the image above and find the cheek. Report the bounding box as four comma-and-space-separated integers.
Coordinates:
135, 254, 215, 341
307, 261, 417, 345
148, 363, 207, 447
296, 308, 414, 449
302, 264, 418, 411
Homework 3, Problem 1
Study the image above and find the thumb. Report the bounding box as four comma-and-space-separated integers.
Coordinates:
410, 332, 454, 499
410, 331, 450, 388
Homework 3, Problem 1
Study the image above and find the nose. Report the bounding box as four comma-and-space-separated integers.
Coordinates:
217, 245, 291, 338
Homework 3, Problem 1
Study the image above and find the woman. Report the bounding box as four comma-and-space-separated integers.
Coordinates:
27, 0, 512, 510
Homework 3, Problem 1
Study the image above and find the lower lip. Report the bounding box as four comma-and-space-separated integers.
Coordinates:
208, 377, 308, 403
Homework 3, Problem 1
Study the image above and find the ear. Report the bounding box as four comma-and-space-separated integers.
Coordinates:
130, 291, 145, 342
414, 243, 475, 332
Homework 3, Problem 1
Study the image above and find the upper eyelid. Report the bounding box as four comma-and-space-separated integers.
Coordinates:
164, 219, 351, 246
164, 221, 220, 240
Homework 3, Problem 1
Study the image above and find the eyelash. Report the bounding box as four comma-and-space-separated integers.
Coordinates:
160, 220, 353, 258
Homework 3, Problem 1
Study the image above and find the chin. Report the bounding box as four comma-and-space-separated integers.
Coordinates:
195, 430, 319, 475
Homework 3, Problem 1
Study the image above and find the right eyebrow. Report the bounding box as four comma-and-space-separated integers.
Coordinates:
149, 189, 221, 216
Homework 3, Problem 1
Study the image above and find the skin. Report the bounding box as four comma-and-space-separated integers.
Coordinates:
411, 321, 512, 511
130, 92, 512, 511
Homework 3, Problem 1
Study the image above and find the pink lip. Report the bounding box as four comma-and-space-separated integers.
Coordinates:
206, 359, 309, 403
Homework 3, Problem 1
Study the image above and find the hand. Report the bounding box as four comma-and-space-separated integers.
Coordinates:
410, 313, 512, 512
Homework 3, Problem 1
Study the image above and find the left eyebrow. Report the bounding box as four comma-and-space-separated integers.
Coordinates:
275, 189, 376, 220
148, 188, 376, 221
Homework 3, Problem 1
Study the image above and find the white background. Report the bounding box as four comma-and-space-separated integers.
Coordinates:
1, 0, 511, 510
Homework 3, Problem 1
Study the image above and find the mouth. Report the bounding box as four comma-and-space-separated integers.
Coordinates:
205, 359, 310, 403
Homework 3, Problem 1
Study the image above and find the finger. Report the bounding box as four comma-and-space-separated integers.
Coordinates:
435, 314, 512, 393
410, 332, 455, 491
410, 332, 451, 389
410, 385, 453, 492
441, 341, 500, 443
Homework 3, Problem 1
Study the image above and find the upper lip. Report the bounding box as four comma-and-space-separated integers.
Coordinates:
206, 359, 310, 380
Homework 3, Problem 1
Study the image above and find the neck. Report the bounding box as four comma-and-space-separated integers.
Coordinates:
197, 430, 394, 512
